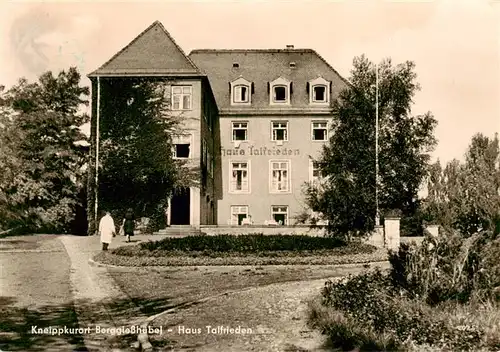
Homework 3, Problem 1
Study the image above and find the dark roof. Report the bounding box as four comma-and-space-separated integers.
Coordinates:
188, 49, 349, 112
89, 21, 201, 77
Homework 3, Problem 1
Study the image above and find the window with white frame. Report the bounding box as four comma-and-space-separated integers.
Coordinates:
270, 160, 290, 193
271, 206, 288, 225
309, 159, 325, 183
230, 77, 252, 105
173, 144, 190, 158
233, 85, 249, 103
232, 122, 248, 141
271, 121, 288, 141
312, 121, 328, 141
308, 77, 330, 105
273, 86, 287, 102
231, 205, 248, 225
269, 77, 291, 105
172, 86, 192, 110
230, 162, 249, 193
173, 134, 191, 159
313, 85, 327, 102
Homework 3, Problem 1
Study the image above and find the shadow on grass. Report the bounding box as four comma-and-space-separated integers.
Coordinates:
0, 296, 87, 351
0, 294, 179, 352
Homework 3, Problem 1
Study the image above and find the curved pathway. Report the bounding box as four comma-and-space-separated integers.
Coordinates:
146, 262, 389, 351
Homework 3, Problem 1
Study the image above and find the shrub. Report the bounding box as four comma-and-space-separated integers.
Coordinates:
137, 234, 353, 253
315, 271, 487, 351
388, 230, 500, 305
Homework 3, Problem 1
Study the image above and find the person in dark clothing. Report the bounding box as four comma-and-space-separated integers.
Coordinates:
123, 208, 135, 242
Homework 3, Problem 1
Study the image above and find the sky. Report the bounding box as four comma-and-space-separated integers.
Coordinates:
1, 0, 499, 164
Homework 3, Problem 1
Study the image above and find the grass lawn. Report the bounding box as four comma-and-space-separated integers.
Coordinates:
94, 234, 388, 266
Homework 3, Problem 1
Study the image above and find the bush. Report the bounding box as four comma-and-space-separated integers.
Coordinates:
389, 230, 500, 305
399, 212, 425, 237
309, 228, 500, 351
138, 234, 351, 253
314, 271, 488, 351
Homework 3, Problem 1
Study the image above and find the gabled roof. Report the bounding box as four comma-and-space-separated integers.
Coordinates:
89, 21, 201, 77
188, 49, 349, 112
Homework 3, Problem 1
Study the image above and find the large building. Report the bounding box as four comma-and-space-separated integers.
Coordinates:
88, 21, 348, 228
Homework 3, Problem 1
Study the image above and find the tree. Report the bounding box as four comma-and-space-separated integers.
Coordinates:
422, 133, 500, 235
0, 67, 89, 233
304, 55, 437, 238
94, 78, 195, 230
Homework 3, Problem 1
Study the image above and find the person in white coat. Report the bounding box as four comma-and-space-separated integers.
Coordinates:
98, 211, 116, 251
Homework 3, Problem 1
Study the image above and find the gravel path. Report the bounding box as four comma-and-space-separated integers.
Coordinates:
148, 262, 389, 351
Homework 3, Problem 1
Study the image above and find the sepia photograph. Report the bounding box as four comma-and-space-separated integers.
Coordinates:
1, 1, 500, 351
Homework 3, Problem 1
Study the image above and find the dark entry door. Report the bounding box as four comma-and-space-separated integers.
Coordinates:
170, 188, 190, 225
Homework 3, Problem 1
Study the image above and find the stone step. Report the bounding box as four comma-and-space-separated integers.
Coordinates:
155, 226, 202, 236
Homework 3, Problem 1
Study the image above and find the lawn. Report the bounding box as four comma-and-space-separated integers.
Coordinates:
94, 234, 388, 266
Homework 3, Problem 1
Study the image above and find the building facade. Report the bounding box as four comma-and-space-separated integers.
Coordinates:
88, 21, 348, 228
189, 49, 348, 225
87, 21, 220, 229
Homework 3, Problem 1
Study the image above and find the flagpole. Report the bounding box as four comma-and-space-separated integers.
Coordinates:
95, 76, 100, 232
375, 63, 380, 226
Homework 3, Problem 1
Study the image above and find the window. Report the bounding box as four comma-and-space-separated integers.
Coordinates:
174, 144, 190, 158
272, 122, 288, 141
232, 122, 248, 141
172, 134, 191, 159
312, 121, 328, 141
313, 85, 327, 102
233, 85, 249, 103
207, 151, 213, 176
230, 77, 252, 105
202, 139, 207, 165
231, 206, 248, 225
309, 160, 325, 183
172, 86, 192, 110
308, 77, 330, 105
273, 86, 287, 102
269, 77, 291, 105
230, 162, 249, 193
271, 206, 288, 225
270, 160, 290, 193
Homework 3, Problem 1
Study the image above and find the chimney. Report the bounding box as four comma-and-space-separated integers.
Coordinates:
286, 45, 294, 49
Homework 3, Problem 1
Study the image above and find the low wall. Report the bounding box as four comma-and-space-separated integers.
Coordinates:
366, 225, 384, 248
200, 225, 327, 236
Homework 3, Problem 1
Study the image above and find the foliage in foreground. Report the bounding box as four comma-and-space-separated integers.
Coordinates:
389, 230, 500, 305
309, 231, 500, 351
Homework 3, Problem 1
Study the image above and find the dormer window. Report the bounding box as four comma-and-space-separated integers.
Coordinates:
269, 77, 291, 105
308, 77, 330, 105
274, 86, 287, 102
313, 86, 326, 102
234, 85, 248, 103
230, 77, 252, 106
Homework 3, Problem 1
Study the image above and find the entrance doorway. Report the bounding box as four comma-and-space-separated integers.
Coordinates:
170, 188, 190, 225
